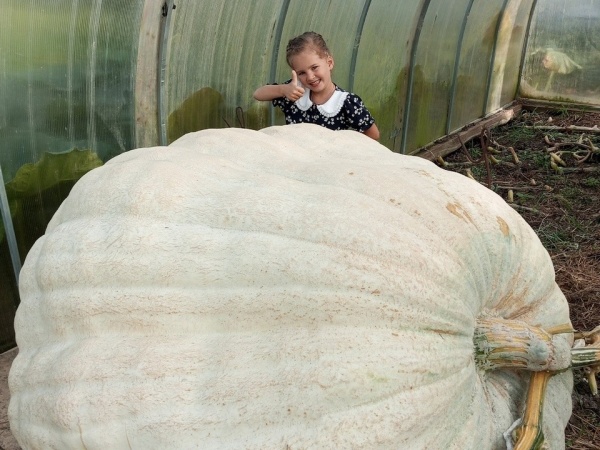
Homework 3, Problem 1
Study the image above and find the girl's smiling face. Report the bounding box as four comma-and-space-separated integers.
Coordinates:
289, 49, 334, 94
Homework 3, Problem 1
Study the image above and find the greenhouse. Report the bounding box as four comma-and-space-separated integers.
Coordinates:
0, 1, 599, 449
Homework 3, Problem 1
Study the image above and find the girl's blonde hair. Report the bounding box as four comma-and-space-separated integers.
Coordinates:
285, 31, 331, 66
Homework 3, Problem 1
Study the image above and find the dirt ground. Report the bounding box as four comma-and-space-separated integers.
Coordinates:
0, 348, 19, 450
0, 106, 597, 449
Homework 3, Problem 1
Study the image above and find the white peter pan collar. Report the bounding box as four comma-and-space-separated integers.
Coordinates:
295, 86, 348, 117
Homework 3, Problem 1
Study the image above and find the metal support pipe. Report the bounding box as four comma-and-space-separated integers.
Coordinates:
348, 0, 372, 93
268, 0, 291, 127
446, 0, 475, 135
0, 165, 22, 290
400, 0, 432, 154
158, 0, 176, 145
516, 0, 538, 97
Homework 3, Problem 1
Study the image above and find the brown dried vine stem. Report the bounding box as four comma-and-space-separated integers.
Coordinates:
572, 326, 600, 396
479, 128, 493, 188
223, 106, 247, 128
544, 133, 599, 166
457, 134, 480, 164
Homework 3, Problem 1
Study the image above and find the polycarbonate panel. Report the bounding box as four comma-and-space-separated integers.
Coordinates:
164, 1, 285, 142
521, 0, 600, 106
0, 0, 143, 332
0, 1, 142, 178
354, 0, 423, 152
405, 0, 472, 152
449, 0, 506, 132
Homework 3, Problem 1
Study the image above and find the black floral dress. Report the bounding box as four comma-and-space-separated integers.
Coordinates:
272, 81, 375, 133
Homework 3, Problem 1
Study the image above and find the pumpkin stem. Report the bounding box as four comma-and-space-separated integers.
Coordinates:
510, 339, 600, 450
476, 321, 600, 450
473, 318, 571, 372
512, 371, 550, 450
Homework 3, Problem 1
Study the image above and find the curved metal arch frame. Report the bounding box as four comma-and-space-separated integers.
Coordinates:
446, 0, 476, 136
516, 0, 539, 96
158, 0, 176, 146
268, 0, 291, 127
400, 0, 432, 154
348, 0, 372, 93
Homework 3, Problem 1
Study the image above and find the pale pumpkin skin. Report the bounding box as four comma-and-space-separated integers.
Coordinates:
9, 124, 572, 449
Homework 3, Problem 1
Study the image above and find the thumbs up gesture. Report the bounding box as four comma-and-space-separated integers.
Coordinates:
283, 70, 305, 101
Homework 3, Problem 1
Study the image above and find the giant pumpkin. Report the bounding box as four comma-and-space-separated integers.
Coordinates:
9, 124, 574, 449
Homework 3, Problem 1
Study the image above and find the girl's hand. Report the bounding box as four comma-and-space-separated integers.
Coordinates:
284, 70, 305, 101
252, 71, 305, 102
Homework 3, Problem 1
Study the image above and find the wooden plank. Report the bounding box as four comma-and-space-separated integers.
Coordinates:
414, 104, 523, 161
135, 0, 165, 148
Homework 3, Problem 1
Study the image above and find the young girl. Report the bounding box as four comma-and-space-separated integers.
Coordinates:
253, 31, 380, 140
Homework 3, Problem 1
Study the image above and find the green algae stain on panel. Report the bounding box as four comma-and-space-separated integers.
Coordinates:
6, 149, 103, 197
239, 103, 270, 131
2, 149, 103, 255
368, 66, 410, 153
167, 88, 224, 143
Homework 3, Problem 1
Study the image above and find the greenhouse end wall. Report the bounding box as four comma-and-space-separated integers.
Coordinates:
1, 0, 600, 348
520, 0, 600, 106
